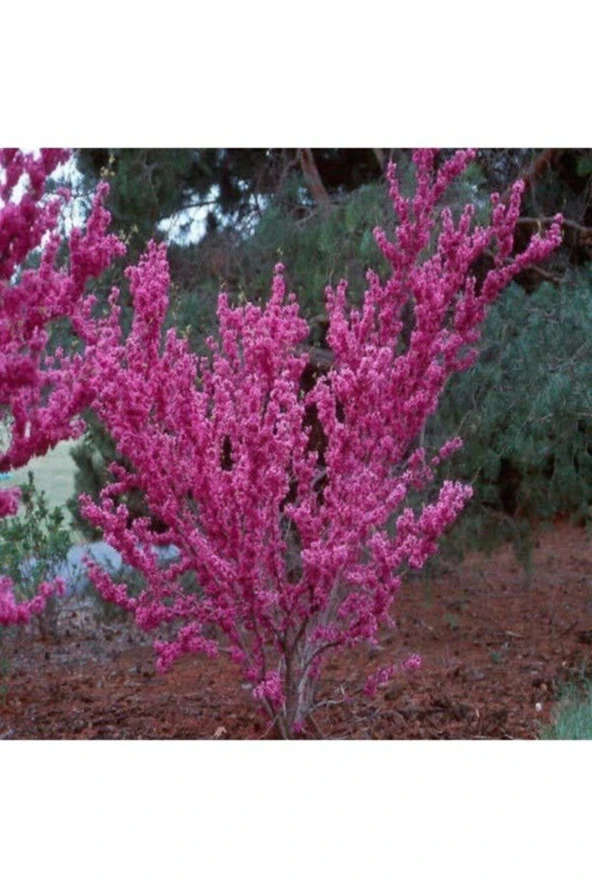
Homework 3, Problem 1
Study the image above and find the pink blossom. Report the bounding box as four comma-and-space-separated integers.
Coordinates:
0, 577, 64, 628
364, 665, 398, 698
364, 653, 422, 697
253, 672, 286, 710
402, 653, 422, 671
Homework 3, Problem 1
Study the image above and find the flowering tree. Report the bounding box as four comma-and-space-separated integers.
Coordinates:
80, 150, 562, 737
0, 149, 125, 626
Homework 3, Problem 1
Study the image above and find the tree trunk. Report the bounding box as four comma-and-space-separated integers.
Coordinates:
297, 149, 331, 213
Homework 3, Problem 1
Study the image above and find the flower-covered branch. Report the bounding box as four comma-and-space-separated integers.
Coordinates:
0, 149, 125, 625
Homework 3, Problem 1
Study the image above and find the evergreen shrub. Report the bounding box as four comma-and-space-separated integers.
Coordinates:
433, 264, 592, 562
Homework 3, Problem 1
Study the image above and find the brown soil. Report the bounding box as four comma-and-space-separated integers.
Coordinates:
2, 519, 592, 740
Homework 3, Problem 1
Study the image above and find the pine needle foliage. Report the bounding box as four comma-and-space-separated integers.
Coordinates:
432, 264, 592, 562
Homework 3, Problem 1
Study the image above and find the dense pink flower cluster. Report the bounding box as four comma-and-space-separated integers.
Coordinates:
0, 149, 125, 626
79, 150, 562, 736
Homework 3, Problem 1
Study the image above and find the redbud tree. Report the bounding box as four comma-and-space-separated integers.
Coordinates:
80, 150, 562, 737
0, 149, 125, 626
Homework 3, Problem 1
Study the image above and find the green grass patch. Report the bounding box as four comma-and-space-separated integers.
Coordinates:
540, 681, 592, 739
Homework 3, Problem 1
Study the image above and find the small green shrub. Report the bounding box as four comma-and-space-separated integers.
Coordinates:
0, 473, 73, 638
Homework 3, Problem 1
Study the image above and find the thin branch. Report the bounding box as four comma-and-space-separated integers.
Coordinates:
482, 248, 563, 284
518, 216, 592, 235
373, 149, 386, 172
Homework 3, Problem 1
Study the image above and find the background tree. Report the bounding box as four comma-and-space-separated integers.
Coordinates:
75, 149, 389, 248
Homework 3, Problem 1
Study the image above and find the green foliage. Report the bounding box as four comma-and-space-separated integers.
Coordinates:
430, 264, 592, 562
576, 155, 592, 178
166, 278, 220, 354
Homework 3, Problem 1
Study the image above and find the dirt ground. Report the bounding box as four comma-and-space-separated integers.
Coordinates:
2, 519, 592, 740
